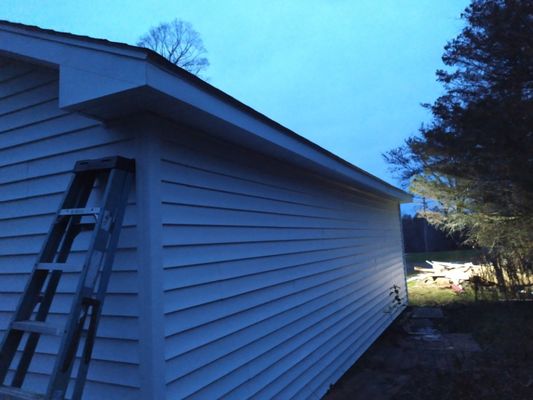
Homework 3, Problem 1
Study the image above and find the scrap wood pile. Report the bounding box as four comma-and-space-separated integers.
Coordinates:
409, 260, 533, 299
409, 261, 493, 293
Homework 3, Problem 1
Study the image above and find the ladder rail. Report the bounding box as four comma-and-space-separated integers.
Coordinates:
72, 171, 133, 400
47, 168, 133, 399
11, 271, 62, 387
0, 172, 97, 386
0, 271, 47, 384
0, 171, 83, 383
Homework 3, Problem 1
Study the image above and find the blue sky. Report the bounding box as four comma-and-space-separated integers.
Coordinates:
3, 0, 469, 209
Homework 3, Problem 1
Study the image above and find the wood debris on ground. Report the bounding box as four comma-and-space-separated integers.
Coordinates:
407, 260, 489, 292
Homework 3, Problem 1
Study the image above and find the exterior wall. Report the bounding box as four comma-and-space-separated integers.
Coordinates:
159, 122, 407, 399
0, 57, 142, 398
0, 54, 407, 400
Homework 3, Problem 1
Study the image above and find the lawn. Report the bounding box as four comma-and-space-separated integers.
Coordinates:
407, 279, 475, 306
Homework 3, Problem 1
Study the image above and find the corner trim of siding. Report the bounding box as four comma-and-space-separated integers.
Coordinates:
134, 118, 166, 400
397, 204, 409, 305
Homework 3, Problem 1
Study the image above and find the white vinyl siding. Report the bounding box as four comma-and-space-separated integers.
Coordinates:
0, 58, 141, 399
0, 53, 407, 400
160, 125, 406, 399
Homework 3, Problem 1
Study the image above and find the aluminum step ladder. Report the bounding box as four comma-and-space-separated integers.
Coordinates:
0, 156, 135, 400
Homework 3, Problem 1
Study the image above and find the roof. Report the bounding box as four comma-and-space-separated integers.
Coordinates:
0, 20, 411, 202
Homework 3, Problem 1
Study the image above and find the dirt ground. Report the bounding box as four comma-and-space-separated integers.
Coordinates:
324, 302, 533, 400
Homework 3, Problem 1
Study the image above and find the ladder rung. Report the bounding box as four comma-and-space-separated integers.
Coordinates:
11, 320, 62, 336
58, 207, 101, 216
0, 385, 44, 400
36, 262, 81, 273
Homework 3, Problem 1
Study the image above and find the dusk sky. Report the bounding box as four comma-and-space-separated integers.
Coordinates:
3, 0, 469, 210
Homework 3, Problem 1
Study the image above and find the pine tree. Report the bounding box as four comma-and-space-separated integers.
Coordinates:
385, 0, 533, 290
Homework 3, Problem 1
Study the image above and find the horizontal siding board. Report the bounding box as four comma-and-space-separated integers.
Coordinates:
304, 313, 399, 399
0, 113, 97, 151
161, 202, 393, 232
283, 285, 405, 400
161, 159, 393, 216
0, 204, 136, 232
0, 324, 139, 364
0, 228, 137, 257
281, 306, 403, 400
162, 224, 398, 247
163, 235, 400, 272
3, 371, 140, 400
163, 245, 399, 327
160, 133, 391, 210
80, 381, 141, 400
164, 261, 402, 390
162, 125, 406, 399
0, 172, 72, 202
0, 248, 138, 274
0, 58, 141, 397
164, 252, 402, 353
0, 71, 57, 100
0, 99, 67, 133
161, 170, 390, 221
0, 148, 136, 204
161, 180, 381, 223
10, 354, 140, 388
163, 244, 401, 316
0, 124, 130, 168
0, 293, 138, 317
168, 269, 403, 399
0, 312, 139, 341
0, 61, 34, 83
0, 80, 58, 115
0, 193, 63, 216
256, 297, 397, 400
0, 270, 138, 294
163, 243, 393, 288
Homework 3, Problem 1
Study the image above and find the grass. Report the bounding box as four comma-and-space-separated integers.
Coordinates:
407, 280, 475, 306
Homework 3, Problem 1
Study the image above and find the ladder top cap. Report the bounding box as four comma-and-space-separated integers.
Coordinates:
74, 156, 135, 173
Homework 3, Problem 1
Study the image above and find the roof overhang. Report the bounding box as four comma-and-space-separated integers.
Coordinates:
0, 21, 411, 202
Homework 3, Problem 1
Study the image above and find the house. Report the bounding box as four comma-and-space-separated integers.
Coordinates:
0, 20, 410, 399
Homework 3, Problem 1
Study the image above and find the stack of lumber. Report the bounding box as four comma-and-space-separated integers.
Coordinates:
413, 261, 483, 286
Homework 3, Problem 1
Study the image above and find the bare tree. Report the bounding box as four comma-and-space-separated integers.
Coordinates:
137, 19, 209, 77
